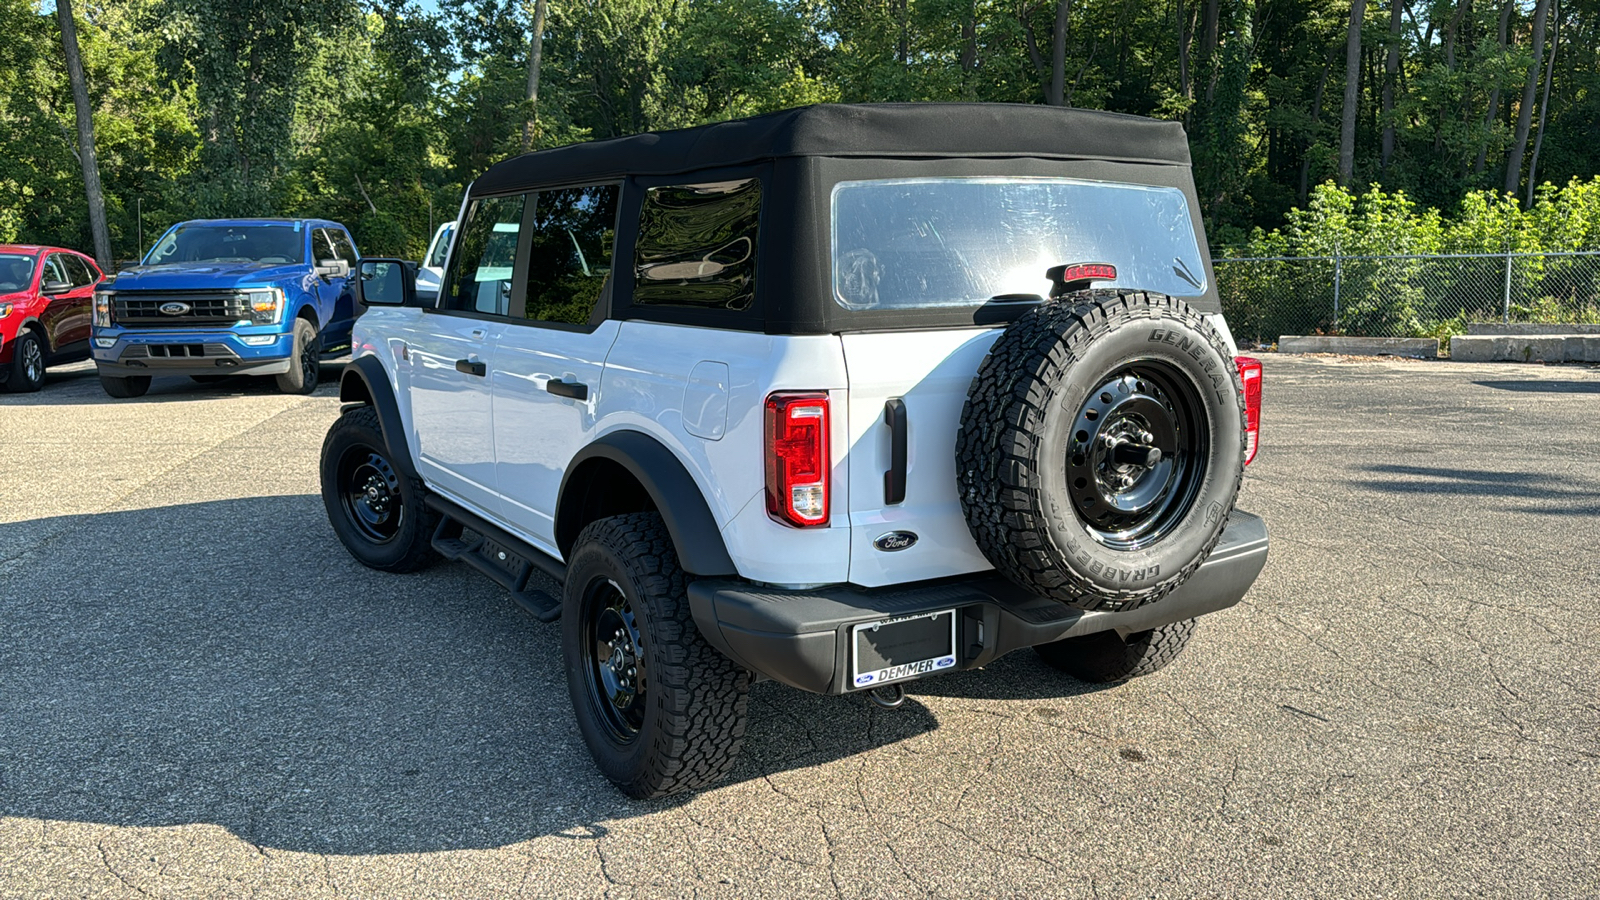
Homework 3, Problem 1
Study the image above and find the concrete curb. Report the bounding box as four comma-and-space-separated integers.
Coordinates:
1451, 334, 1600, 362
1277, 335, 1439, 358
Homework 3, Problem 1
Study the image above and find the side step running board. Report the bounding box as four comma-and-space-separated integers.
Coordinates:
424, 495, 566, 622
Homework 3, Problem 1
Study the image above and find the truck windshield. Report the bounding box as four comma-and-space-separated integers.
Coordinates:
831, 177, 1206, 310
144, 224, 305, 266
0, 254, 37, 292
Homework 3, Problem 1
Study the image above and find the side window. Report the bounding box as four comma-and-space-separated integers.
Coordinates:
311, 229, 337, 263
41, 255, 69, 287
633, 178, 760, 311
517, 184, 619, 326
62, 255, 95, 287
443, 195, 526, 316
328, 229, 357, 263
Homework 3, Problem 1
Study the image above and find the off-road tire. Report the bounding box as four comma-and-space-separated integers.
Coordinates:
957, 291, 1246, 612
320, 405, 438, 573
5, 329, 46, 392
275, 318, 320, 394
99, 374, 151, 398
563, 512, 750, 799
1034, 619, 1197, 683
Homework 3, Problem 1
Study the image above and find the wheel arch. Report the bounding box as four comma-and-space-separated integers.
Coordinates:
556, 431, 737, 577
338, 355, 419, 480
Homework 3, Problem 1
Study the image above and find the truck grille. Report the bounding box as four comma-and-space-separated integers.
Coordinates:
114, 292, 248, 326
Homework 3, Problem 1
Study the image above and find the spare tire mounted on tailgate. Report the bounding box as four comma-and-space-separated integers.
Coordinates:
957, 290, 1246, 612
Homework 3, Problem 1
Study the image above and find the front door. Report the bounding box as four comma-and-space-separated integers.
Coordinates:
490, 183, 622, 551
405, 193, 528, 517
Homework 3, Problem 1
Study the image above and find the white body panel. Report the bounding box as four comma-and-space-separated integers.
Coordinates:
491, 320, 620, 546
839, 328, 1002, 587
598, 321, 853, 586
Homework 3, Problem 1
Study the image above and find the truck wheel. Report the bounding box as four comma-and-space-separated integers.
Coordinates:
320, 405, 437, 572
957, 291, 1245, 612
563, 512, 750, 799
275, 318, 320, 394
1034, 619, 1196, 683
99, 374, 151, 398
5, 330, 46, 392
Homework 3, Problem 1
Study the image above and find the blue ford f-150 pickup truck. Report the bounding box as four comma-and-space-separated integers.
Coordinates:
91, 218, 361, 398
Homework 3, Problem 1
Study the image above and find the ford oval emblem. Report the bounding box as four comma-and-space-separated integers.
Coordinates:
873, 531, 918, 552
159, 301, 191, 316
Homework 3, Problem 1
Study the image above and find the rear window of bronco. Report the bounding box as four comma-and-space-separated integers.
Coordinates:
830, 177, 1207, 311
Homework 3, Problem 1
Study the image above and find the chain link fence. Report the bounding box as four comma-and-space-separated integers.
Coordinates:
1212, 251, 1600, 346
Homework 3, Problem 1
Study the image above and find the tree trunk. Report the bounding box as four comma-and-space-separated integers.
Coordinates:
898, 0, 909, 64
1201, 0, 1220, 105
1380, 0, 1402, 171
1049, 0, 1072, 105
1526, 0, 1559, 205
1474, 0, 1513, 175
55, 0, 111, 270
1339, 0, 1365, 185
1301, 53, 1334, 202
1178, 0, 1193, 126
519, 0, 548, 154
1505, 0, 1551, 194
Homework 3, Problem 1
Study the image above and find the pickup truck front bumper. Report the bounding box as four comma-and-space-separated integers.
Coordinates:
92, 330, 294, 376
688, 510, 1268, 694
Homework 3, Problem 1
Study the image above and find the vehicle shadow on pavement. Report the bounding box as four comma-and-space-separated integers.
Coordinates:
0, 496, 938, 856
1473, 379, 1600, 394
1351, 463, 1600, 515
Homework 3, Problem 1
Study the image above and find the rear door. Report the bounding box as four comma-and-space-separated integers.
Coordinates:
489, 183, 622, 550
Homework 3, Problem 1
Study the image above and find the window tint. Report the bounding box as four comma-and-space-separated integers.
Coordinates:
633, 178, 760, 311
67, 254, 97, 287
41, 255, 69, 286
328, 229, 357, 263
443, 195, 526, 316
517, 184, 619, 326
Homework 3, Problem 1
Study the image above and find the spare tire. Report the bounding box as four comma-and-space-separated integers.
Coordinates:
957, 291, 1245, 612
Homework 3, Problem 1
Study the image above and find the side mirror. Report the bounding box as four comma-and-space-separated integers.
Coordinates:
315, 258, 351, 280
355, 258, 415, 307
41, 280, 72, 295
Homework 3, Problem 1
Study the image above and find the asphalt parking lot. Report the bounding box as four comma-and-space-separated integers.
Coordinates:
2, 355, 1597, 898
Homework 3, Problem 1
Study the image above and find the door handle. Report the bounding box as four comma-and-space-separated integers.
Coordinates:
546, 379, 588, 401
455, 358, 486, 376
883, 398, 907, 505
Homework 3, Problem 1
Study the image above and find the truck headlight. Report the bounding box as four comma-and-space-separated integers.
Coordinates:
246, 289, 285, 325
92, 291, 112, 327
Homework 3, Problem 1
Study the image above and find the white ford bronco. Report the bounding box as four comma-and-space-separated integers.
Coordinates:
323, 104, 1269, 799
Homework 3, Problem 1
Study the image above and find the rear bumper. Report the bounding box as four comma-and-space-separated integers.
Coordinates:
689, 510, 1268, 694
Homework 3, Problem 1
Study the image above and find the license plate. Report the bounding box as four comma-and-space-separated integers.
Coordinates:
850, 609, 958, 689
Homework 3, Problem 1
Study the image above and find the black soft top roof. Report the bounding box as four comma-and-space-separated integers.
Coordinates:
471, 103, 1191, 196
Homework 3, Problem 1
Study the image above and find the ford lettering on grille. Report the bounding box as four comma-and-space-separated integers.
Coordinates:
159, 302, 191, 316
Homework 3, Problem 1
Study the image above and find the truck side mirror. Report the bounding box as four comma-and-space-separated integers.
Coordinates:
355, 258, 415, 307
315, 258, 351, 280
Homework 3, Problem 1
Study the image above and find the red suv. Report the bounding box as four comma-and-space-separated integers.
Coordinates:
0, 244, 103, 392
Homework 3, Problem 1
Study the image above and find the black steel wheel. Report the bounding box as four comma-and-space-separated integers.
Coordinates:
319, 405, 437, 572
578, 578, 649, 743
1065, 362, 1208, 551
563, 513, 749, 799
957, 290, 1247, 612
337, 448, 405, 544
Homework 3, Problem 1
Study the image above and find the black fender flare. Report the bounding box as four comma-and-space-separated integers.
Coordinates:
557, 431, 737, 577
338, 355, 420, 480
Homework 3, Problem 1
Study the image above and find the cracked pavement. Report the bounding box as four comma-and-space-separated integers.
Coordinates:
2, 355, 1598, 898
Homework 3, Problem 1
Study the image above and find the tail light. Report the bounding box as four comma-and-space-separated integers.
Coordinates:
765, 392, 830, 527
1235, 356, 1263, 464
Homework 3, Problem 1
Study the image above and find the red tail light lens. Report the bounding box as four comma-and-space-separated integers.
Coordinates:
1235, 356, 1263, 464
765, 392, 831, 527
